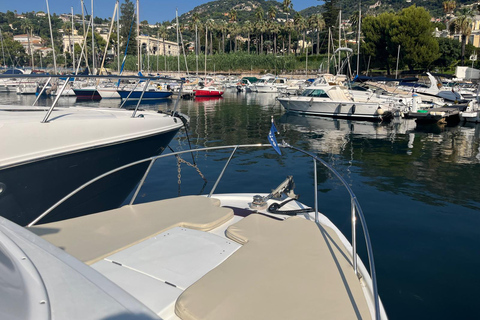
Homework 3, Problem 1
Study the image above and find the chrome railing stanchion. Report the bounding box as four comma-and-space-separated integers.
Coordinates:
130, 158, 157, 205
173, 81, 183, 114
352, 198, 358, 275
41, 79, 70, 123
119, 80, 141, 109
314, 158, 319, 223
132, 79, 150, 118
208, 146, 238, 197
32, 77, 52, 106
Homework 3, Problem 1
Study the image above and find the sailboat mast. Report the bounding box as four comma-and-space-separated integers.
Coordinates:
0, 31, 5, 67
72, 7, 76, 74
356, 3, 361, 76
91, 0, 95, 74
137, 0, 140, 72
176, 9, 180, 74
327, 28, 330, 74
45, 0, 57, 74
195, 24, 198, 76
117, 0, 120, 74
205, 25, 207, 78
338, 10, 341, 74
81, 0, 89, 71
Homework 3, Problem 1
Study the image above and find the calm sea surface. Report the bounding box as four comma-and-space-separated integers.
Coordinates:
4, 90, 480, 319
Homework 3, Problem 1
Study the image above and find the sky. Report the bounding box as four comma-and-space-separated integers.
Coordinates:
1, 0, 320, 24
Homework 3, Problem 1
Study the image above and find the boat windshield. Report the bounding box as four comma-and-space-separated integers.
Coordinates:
301, 89, 329, 98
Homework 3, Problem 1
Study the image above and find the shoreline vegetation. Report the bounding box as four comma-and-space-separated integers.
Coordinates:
1, 1, 480, 77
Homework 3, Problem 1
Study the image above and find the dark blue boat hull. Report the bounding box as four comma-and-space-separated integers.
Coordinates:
0, 128, 180, 226
117, 90, 172, 100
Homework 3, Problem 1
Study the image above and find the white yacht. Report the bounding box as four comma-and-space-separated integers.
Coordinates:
278, 85, 395, 120
0, 105, 185, 226
16, 81, 38, 94
255, 76, 288, 93
0, 143, 387, 320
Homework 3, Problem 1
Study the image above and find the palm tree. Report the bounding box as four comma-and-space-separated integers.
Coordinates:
229, 10, 238, 52
309, 14, 325, 55
219, 20, 227, 53
282, 0, 293, 55
255, 7, 264, 54
443, 1, 456, 15
206, 19, 215, 55
285, 19, 294, 55
450, 8, 473, 65
21, 18, 34, 67
267, 6, 278, 55
244, 20, 253, 53
159, 23, 167, 70
270, 21, 280, 55
268, 6, 277, 22
191, 12, 200, 58
294, 13, 307, 54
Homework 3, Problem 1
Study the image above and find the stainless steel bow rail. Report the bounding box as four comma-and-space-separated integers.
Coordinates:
0, 74, 184, 121
27, 142, 381, 320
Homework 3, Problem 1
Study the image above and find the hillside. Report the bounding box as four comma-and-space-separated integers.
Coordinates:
178, 0, 297, 23
177, 0, 478, 25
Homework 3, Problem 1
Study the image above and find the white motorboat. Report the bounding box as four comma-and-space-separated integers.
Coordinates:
16, 81, 38, 94
255, 76, 288, 93
278, 86, 395, 120
460, 100, 480, 123
0, 142, 387, 320
0, 74, 188, 226
0, 68, 31, 92
279, 79, 311, 95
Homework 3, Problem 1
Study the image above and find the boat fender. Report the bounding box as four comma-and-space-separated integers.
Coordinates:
377, 107, 384, 115
351, 104, 356, 114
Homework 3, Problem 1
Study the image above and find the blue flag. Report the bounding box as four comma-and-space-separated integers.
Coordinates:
268, 120, 282, 155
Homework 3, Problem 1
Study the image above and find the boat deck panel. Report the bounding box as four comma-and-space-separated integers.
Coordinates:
28, 196, 234, 264
175, 214, 371, 320
92, 259, 182, 318
95, 227, 241, 290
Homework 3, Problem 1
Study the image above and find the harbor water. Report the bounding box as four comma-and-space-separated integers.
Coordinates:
3, 90, 480, 319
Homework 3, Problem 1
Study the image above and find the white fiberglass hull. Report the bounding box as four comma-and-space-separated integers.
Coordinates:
460, 111, 480, 123
278, 96, 390, 120
97, 87, 121, 99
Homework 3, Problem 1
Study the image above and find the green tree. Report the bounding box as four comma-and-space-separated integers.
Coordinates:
390, 5, 440, 70
309, 14, 325, 55
449, 8, 474, 66
255, 7, 265, 54
362, 12, 397, 75
435, 37, 461, 69
1, 34, 27, 67
282, 0, 293, 55
119, 0, 136, 56
322, 0, 340, 29
244, 20, 253, 53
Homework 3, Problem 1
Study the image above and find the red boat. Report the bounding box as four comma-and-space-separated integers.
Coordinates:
194, 86, 224, 97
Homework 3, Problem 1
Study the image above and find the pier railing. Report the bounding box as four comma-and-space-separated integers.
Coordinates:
27, 142, 381, 320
